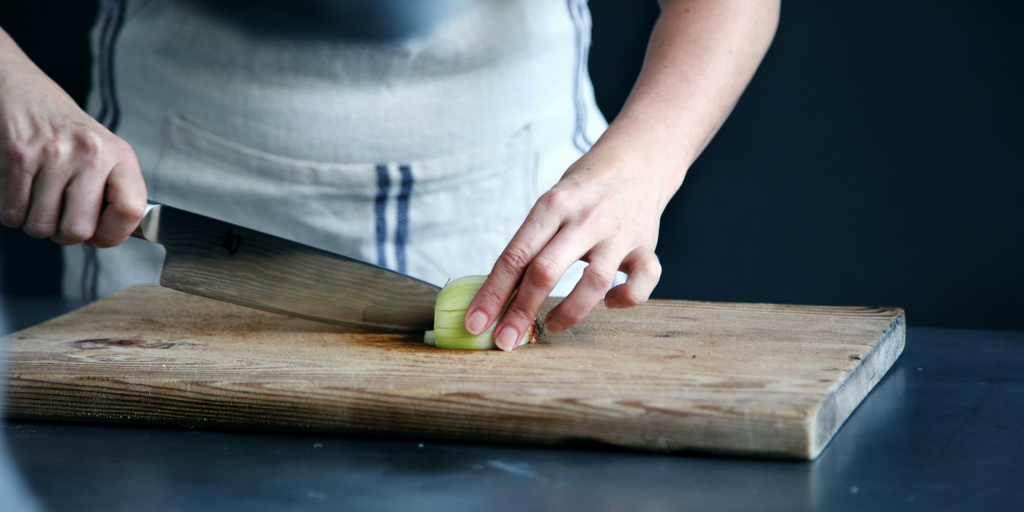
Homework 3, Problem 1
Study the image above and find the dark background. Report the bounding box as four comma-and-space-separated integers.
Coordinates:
1, 1, 1021, 330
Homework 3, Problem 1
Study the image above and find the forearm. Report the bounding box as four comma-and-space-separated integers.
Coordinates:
0, 26, 145, 247
0, 27, 46, 88
0, 27, 79, 120
0, 27, 26, 65
598, 0, 780, 209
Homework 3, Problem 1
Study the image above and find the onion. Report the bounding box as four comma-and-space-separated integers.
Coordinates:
425, 275, 537, 350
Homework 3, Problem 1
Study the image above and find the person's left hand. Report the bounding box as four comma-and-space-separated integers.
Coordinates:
463, 138, 671, 351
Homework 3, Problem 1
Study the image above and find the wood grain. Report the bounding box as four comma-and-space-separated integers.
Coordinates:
2, 286, 904, 459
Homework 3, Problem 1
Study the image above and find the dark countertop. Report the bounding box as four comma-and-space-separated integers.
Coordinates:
2, 297, 1022, 512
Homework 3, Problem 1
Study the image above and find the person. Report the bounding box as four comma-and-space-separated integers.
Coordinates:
0, 0, 779, 350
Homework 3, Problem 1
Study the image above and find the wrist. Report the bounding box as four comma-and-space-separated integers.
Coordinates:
590, 118, 690, 210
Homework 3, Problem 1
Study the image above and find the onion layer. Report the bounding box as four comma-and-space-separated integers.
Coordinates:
426, 275, 536, 350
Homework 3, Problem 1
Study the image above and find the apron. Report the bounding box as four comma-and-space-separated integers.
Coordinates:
64, 0, 610, 300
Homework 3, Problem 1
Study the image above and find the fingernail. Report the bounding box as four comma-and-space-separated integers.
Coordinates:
605, 297, 619, 309
546, 317, 564, 333
495, 326, 518, 351
466, 310, 489, 335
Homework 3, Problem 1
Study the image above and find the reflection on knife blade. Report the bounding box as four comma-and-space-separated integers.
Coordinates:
131, 203, 439, 332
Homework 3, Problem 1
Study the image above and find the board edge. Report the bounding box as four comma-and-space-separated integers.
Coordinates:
807, 309, 906, 459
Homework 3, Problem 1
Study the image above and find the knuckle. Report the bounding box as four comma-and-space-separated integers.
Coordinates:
576, 206, 604, 226
526, 257, 562, 288
505, 299, 538, 325
3, 142, 31, 169
78, 131, 104, 155
537, 188, 572, 213
24, 220, 58, 239
62, 224, 95, 243
109, 197, 146, 223
75, 132, 105, 169
0, 209, 25, 228
641, 253, 663, 278
586, 268, 616, 290
475, 286, 508, 312
498, 245, 533, 274
124, 200, 147, 223
41, 138, 70, 162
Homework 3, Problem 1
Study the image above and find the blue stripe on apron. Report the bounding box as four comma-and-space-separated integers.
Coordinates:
374, 164, 391, 268
567, 0, 594, 154
374, 164, 414, 274
395, 165, 413, 274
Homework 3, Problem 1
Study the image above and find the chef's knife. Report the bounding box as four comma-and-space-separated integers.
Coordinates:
130, 203, 440, 332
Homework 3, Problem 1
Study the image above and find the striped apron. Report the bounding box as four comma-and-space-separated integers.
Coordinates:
64, 0, 609, 300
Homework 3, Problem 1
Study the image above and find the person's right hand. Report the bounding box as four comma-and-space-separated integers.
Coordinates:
0, 29, 146, 248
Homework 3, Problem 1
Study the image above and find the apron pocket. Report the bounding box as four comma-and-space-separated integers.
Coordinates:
404, 126, 536, 284
154, 114, 536, 285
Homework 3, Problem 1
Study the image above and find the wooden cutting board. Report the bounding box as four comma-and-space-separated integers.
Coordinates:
3, 285, 904, 459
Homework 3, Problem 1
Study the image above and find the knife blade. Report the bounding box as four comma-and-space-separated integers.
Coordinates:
131, 203, 440, 332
